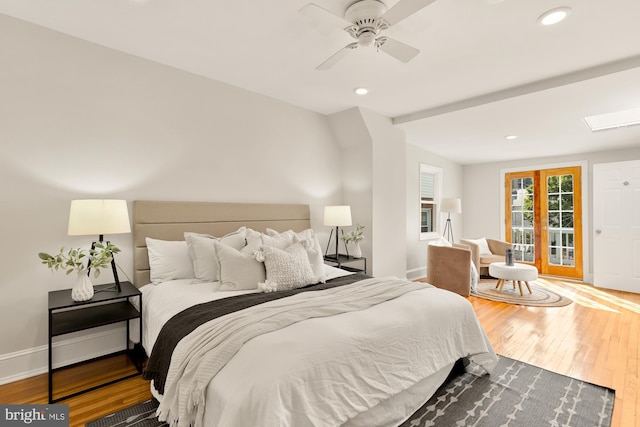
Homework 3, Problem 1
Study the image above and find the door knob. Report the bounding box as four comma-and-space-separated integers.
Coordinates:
595, 229, 602, 234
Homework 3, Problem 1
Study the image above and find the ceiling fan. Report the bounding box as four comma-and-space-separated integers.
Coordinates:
300, 0, 437, 70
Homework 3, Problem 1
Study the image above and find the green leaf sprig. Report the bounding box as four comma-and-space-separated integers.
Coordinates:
38, 242, 120, 278
341, 224, 365, 244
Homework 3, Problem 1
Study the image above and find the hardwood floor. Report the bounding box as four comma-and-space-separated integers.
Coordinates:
0, 277, 638, 426
468, 277, 640, 427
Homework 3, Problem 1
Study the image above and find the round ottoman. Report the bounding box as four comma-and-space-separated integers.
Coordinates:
488, 262, 538, 296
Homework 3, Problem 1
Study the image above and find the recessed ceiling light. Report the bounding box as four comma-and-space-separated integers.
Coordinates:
505, 135, 518, 140
354, 87, 369, 95
584, 107, 640, 132
538, 7, 571, 26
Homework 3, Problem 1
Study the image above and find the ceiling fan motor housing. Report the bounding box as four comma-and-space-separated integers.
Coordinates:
345, 0, 389, 47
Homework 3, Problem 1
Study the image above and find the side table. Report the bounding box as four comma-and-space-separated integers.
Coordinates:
324, 254, 367, 273
48, 281, 143, 403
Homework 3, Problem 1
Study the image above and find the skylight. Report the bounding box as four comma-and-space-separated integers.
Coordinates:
584, 107, 640, 132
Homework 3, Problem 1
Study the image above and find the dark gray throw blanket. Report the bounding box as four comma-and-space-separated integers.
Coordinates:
143, 273, 369, 394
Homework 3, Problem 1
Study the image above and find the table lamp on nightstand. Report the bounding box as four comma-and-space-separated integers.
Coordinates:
68, 199, 131, 292
324, 205, 352, 258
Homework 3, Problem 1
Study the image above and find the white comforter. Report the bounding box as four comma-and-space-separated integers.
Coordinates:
141, 270, 497, 427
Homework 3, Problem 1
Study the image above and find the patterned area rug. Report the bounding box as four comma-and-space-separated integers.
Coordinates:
87, 356, 613, 427
472, 278, 573, 307
400, 355, 614, 427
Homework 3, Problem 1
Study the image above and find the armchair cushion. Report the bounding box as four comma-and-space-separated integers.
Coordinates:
461, 237, 513, 276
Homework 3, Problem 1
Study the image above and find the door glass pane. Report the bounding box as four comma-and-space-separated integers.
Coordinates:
523, 245, 534, 262
512, 212, 522, 227
547, 173, 575, 266
510, 177, 534, 262
563, 248, 575, 266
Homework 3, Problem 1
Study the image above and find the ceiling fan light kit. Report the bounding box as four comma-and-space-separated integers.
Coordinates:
303, 0, 436, 70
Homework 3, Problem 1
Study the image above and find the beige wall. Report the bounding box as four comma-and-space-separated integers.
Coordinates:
328, 107, 408, 278
405, 143, 464, 279
0, 15, 344, 380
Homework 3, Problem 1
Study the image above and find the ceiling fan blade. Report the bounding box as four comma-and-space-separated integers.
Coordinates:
378, 37, 420, 63
381, 0, 438, 26
316, 42, 358, 71
299, 3, 353, 32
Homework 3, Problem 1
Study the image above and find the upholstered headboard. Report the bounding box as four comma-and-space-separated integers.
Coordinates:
132, 200, 311, 287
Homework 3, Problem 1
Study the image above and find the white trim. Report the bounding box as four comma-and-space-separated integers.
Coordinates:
406, 266, 427, 281
419, 163, 443, 240
0, 326, 127, 385
499, 160, 590, 281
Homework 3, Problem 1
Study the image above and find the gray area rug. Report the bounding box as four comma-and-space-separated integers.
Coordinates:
87, 356, 613, 427
399, 355, 614, 427
472, 278, 573, 307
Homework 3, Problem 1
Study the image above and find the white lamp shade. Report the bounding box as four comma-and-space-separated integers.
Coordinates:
68, 199, 131, 236
324, 205, 352, 227
441, 198, 462, 214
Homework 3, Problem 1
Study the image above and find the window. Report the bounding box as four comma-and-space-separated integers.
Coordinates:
420, 164, 442, 240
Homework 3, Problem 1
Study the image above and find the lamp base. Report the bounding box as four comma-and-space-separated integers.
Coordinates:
324, 227, 350, 257
443, 215, 454, 243
87, 239, 122, 294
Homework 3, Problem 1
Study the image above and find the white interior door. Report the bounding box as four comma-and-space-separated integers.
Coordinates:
593, 160, 640, 293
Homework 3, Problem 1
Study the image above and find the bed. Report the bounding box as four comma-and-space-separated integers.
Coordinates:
131, 200, 498, 427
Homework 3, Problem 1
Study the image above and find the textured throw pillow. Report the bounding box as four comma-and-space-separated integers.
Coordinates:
292, 229, 326, 282
214, 240, 265, 291
146, 238, 195, 285
265, 228, 326, 283
255, 243, 316, 293
184, 227, 247, 283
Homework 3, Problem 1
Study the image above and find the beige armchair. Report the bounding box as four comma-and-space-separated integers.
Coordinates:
460, 238, 512, 276
426, 243, 473, 297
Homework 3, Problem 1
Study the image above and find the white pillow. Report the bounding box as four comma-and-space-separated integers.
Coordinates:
469, 238, 492, 256
184, 227, 246, 282
265, 228, 326, 283
255, 243, 316, 293
146, 238, 195, 285
214, 240, 265, 291
243, 228, 267, 255
261, 231, 294, 249
428, 237, 453, 247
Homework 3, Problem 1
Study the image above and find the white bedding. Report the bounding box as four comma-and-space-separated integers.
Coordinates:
139, 266, 497, 427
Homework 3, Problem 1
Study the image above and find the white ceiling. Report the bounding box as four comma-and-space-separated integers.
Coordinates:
1, 0, 639, 164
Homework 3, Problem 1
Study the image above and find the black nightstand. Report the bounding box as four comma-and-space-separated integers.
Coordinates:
324, 254, 367, 273
48, 281, 143, 403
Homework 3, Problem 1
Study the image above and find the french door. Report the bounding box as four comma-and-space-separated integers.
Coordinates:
505, 166, 583, 279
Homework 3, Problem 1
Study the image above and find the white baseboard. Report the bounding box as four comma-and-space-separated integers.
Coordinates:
0, 325, 127, 385
406, 267, 426, 281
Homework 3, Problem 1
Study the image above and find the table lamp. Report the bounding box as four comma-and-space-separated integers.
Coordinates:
324, 205, 352, 258
68, 199, 131, 291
